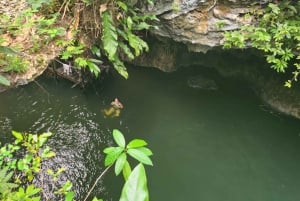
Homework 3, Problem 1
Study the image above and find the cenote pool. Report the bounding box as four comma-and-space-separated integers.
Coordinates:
1, 64, 300, 201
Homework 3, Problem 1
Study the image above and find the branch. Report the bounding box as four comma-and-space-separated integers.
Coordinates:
83, 165, 112, 201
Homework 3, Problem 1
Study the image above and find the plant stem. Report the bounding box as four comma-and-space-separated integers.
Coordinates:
83, 165, 112, 201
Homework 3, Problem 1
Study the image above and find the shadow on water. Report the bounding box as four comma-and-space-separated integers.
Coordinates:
1, 64, 300, 201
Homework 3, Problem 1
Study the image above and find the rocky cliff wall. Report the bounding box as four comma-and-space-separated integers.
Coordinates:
133, 0, 300, 120
149, 0, 264, 53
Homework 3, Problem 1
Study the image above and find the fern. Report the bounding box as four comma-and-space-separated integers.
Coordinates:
102, 11, 118, 62
119, 42, 135, 60
127, 32, 149, 57
87, 60, 101, 77
99, 0, 157, 79
0, 168, 18, 194
112, 56, 129, 79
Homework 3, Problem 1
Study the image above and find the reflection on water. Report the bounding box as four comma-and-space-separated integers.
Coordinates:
1, 65, 300, 201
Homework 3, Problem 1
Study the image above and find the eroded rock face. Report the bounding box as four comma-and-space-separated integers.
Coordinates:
149, 0, 263, 53
135, 1, 300, 120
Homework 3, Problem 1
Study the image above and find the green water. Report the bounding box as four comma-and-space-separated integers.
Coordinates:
1, 65, 300, 201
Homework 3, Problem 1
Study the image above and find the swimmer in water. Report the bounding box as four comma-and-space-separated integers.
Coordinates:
102, 98, 123, 118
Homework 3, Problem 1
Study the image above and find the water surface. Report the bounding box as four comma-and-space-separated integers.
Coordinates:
1, 65, 300, 201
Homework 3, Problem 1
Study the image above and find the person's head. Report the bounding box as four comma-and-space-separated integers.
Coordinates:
111, 98, 123, 109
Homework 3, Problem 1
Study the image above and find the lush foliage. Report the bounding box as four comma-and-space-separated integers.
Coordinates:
99, 0, 158, 79
85, 129, 153, 201
0, 1, 66, 86
223, 1, 300, 87
0, 0, 158, 86
0, 131, 73, 201
58, 0, 158, 79
0, 129, 153, 201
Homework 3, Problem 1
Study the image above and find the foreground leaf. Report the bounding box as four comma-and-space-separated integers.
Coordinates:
115, 153, 127, 176
120, 164, 149, 201
12, 131, 23, 142
0, 169, 18, 193
135, 147, 153, 156
65, 191, 74, 201
127, 149, 153, 166
113, 129, 126, 148
104, 147, 124, 166
127, 139, 147, 149
122, 161, 131, 181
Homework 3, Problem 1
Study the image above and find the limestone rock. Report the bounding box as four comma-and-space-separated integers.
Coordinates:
149, 0, 262, 53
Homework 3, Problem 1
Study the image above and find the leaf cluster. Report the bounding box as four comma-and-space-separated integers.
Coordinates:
0, 6, 68, 86
102, 129, 152, 201
100, 0, 159, 79
1, 129, 153, 201
59, 41, 103, 77
104, 129, 153, 175
223, 0, 300, 87
0, 131, 74, 201
56, 0, 158, 79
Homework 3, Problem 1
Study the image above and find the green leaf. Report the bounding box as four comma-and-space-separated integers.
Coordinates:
120, 164, 149, 201
28, 0, 50, 9
127, 139, 147, 149
25, 184, 40, 196
117, 29, 128, 41
127, 33, 149, 56
135, 147, 153, 156
113, 129, 126, 148
133, 22, 151, 31
42, 150, 56, 158
119, 42, 135, 60
0, 46, 18, 55
88, 58, 103, 64
91, 46, 101, 57
87, 60, 101, 77
127, 16, 133, 30
0, 168, 18, 192
102, 11, 118, 61
65, 191, 75, 201
75, 57, 88, 67
115, 152, 127, 176
285, 80, 292, 88
12, 131, 23, 142
104, 147, 124, 166
0, 74, 10, 86
32, 134, 38, 143
103, 147, 117, 154
122, 161, 132, 181
117, 1, 128, 11
112, 56, 129, 79
92, 197, 103, 201
127, 149, 153, 166
127, 32, 141, 56
39, 132, 52, 139
47, 169, 54, 175
38, 132, 52, 146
